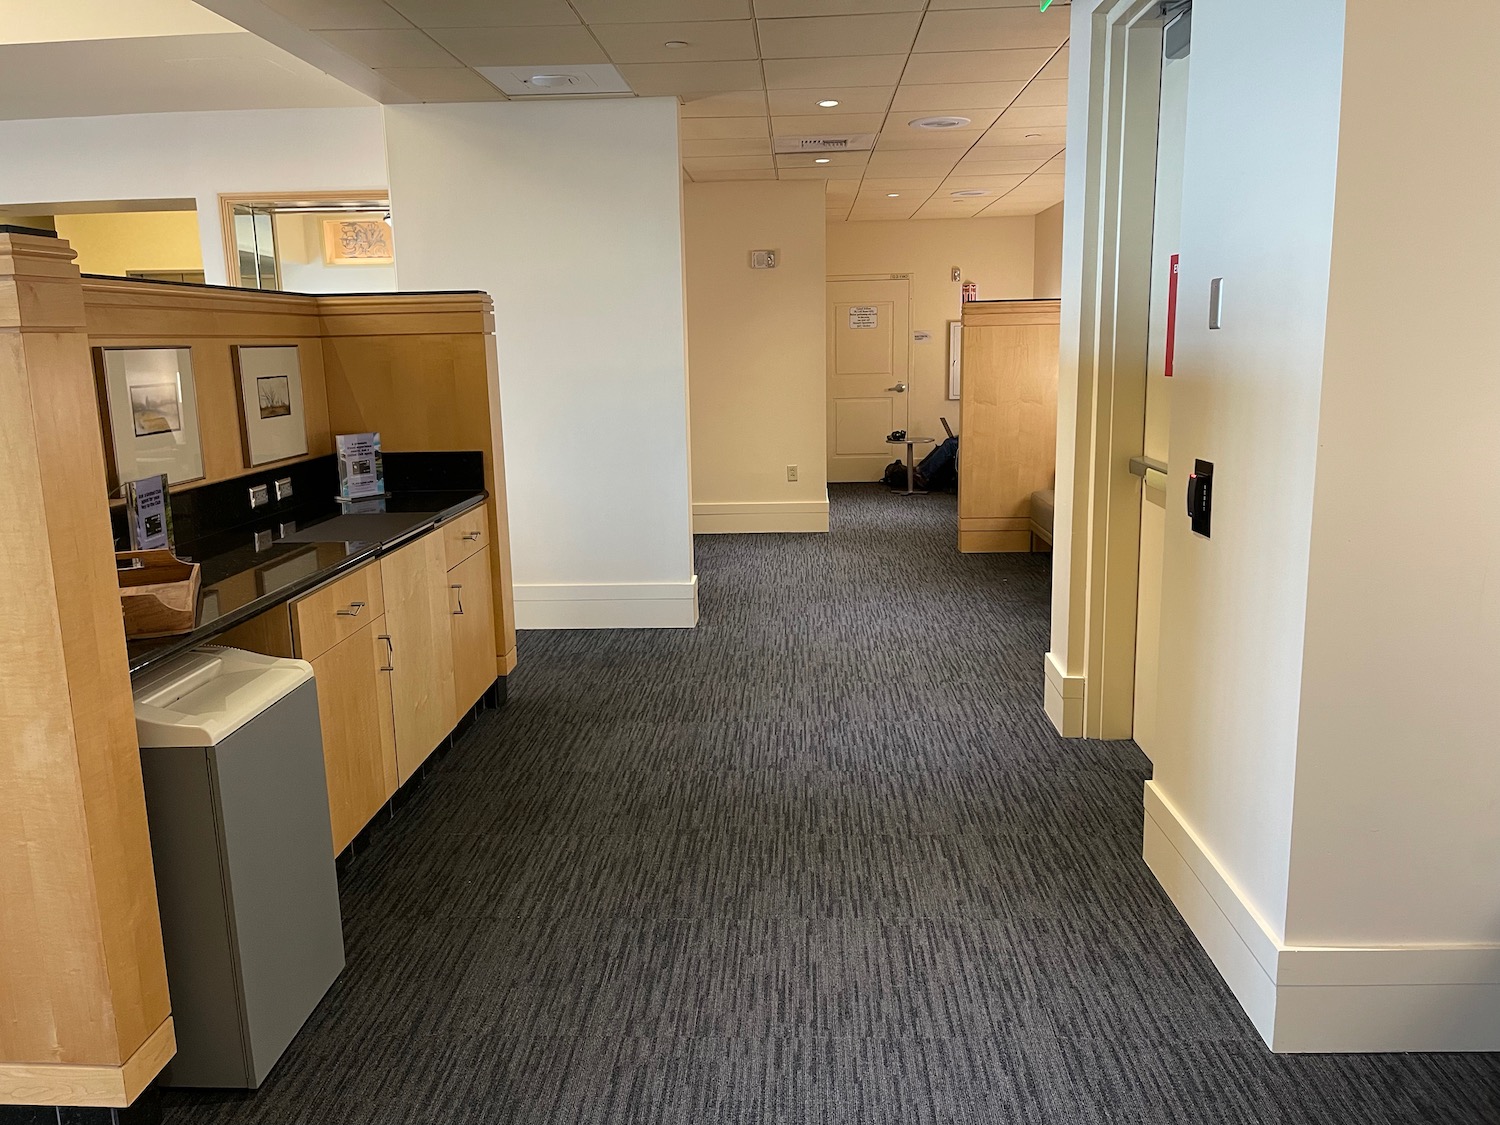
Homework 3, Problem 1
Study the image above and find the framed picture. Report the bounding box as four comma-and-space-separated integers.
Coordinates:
322, 218, 394, 265
95, 347, 204, 490
948, 320, 963, 400
233, 345, 309, 468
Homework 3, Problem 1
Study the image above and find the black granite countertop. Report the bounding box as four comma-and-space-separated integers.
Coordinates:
126, 489, 486, 676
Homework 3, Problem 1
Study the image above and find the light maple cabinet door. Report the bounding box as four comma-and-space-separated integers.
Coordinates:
447, 545, 497, 714
309, 618, 398, 854
381, 532, 457, 784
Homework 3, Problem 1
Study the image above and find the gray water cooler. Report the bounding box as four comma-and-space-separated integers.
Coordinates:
133, 646, 345, 1088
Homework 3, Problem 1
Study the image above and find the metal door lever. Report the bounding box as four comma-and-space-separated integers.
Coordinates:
887, 382, 907, 392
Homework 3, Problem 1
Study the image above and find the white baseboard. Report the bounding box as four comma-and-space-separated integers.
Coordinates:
1043, 651, 1085, 736
1143, 781, 1500, 1052
692, 499, 830, 535
513, 576, 699, 630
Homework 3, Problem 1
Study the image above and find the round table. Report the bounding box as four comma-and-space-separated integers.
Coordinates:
886, 436, 935, 495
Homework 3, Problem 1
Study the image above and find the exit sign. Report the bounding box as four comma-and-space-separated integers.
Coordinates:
1040, 0, 1053, 9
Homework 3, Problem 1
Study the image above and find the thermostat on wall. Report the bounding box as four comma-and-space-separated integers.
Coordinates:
749, 250, 778, 269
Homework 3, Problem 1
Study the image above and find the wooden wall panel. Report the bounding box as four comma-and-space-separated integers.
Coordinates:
958, 300, 1061, 554
0, 234, 174, 1106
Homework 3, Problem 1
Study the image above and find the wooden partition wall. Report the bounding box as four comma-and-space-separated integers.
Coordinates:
957, 299, 1061, 553
0, 232, 515, 1108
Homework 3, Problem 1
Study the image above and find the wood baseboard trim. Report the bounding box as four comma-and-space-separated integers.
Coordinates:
958, 529, 1030, 553
0, 1017, 175, 1109
499, 646, 518, 675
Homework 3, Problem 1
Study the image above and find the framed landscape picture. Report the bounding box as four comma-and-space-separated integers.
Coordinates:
233, 345, 309, 468
95, 346, 204, 490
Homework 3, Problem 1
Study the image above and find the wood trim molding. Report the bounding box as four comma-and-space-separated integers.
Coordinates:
216, 191, 390, 286
0, 1018, 175, 1109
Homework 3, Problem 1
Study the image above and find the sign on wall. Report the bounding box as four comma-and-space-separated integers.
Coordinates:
848, 305, 878, 329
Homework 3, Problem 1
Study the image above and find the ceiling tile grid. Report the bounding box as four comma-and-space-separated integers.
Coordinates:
240, 0, 1074, 219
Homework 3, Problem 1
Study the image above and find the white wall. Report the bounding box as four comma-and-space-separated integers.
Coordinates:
0, 107, 388, 284
1032, 202, 1063, 299
384, 98, 696, 629
273, 210, 397, 293
685, 181, 828, 534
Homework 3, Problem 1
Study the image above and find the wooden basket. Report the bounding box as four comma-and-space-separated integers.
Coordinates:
117, 550, 202, 639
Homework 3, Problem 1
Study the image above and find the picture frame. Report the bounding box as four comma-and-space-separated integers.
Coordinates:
95, 346, 204, 491
948, 320, 963, 400
321, 218, 394, 266
233, 345, 309, 468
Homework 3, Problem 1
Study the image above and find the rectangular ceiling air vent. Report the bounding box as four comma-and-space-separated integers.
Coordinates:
773, 134, 877, 154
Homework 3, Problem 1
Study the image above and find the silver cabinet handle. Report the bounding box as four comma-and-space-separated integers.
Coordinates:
378, 634, 393, 672
337, 600, 366, 618
887, 382, 907, 392
451, 584, 464, 616
462, 530, 482, 541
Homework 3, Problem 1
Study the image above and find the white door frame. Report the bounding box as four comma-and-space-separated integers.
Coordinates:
1046, 0, 1169, 739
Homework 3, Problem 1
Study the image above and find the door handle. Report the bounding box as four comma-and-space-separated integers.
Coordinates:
451, 583, 465, 616
378, 634, 393, 672
887, 382, 907, 392
336, 600, 366, 618
462, 530, 482, 541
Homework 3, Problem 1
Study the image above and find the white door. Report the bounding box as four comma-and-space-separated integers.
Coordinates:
827, 279, 911, 483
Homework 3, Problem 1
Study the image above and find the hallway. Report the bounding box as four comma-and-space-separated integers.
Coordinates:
164, 485, 1500, 1124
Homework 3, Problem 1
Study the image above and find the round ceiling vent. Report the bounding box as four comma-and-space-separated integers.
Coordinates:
909, 115, 971, 130
950, 189, 991, 198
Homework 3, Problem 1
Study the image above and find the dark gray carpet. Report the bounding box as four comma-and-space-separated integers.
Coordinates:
164, 484, 1500, 1124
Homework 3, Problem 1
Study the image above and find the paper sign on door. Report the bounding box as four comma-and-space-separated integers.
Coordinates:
848, 306, 878, 329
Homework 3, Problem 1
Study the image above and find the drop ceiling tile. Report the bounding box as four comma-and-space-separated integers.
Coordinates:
958, 142, 1060, 162
618, 59, 764, 94
590, 20, 757, 64
375, 66, 507, 98
863, 150, 962, 173
1037, 153, 1065, 174
428, 25, 606, 66
762, 54, 906, 88
980, 199, 1047, 216
1003, 172, 1065, 199
914, 7, 1069, 53
875, 129, 976, 150
573, 0, 750, 21
680, 116, 769, 139
690, 168, 777, 180
681, 136, 772, 157
775, 150, 870, 167
777, 166, 866, 179
682, 154, 775, 171
678, 89, 769, 116
772, 111, 885, 134
757, 0, 923, 14
320, 29, 461, 67
952, 155, 1048, 175
858, 177, 942, 192
767, 86, 893, 114
975, 125, 1066, 147
387, 0, 580, 28
901, 48, 1052, 85
1010, 78, 1068, 107
938, 174, 1027, 194
996, 103, 1066, 128
926, 0, 1035, 9
890, 107, 1001, 132
263, 0, 411, 30
889, 81, 1025, 110
756, 13, 920, 58
823, 180, 860, 196
1037, 45, 1068, 80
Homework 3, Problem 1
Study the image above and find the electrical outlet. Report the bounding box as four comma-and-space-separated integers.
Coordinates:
248, 483, 270, 509
274, 476, 294, 502
787, 465, 799, 482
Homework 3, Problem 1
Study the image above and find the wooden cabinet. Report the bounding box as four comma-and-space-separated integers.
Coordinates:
381, 532, 457, 784
442, 505, 488, 570
448, 546, 497, 714
308, 618, 398, 853
290, 562, 385, 660
957, 299, 1061, 553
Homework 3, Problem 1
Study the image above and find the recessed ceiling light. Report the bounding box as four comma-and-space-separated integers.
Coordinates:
814, 157, 831, 164
887, 193, 901, 198
664, 40, 690, 48
909, 115, 971, 130
951, 189, 990, 198
817, 99, 840, 108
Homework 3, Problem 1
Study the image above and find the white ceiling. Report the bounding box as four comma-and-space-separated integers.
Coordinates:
196, 0, 1071, 221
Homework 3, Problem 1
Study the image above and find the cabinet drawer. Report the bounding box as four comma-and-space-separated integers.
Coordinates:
442, 505, 488, 570
291, 561, 385, 661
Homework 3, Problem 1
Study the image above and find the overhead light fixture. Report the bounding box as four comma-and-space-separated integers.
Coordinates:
910, 115, 971, 130
887, 193, 901, 198
664, 40, 689, 48
817, 99, 840, 108
951, 189, 990, 198
814, 157, 831, 164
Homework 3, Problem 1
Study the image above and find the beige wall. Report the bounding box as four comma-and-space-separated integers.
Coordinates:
685, 181, 829, 533
1032, 203, 1064, 299
826, 217, 1034, 448
51, 210, 201, 276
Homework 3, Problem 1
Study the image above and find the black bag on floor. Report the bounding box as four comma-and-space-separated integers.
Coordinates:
881, 460, 909, 488
917, 436, 959, 492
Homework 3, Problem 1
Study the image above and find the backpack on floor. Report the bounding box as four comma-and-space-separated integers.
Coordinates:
881, 460, 910, 489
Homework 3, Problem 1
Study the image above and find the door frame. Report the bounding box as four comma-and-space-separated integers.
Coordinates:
825, 273, 915, 481
1045, 0, 1169, 739
217, 190, 390, 288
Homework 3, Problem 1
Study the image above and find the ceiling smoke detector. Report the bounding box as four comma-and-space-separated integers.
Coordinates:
909, 115, 971, 130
